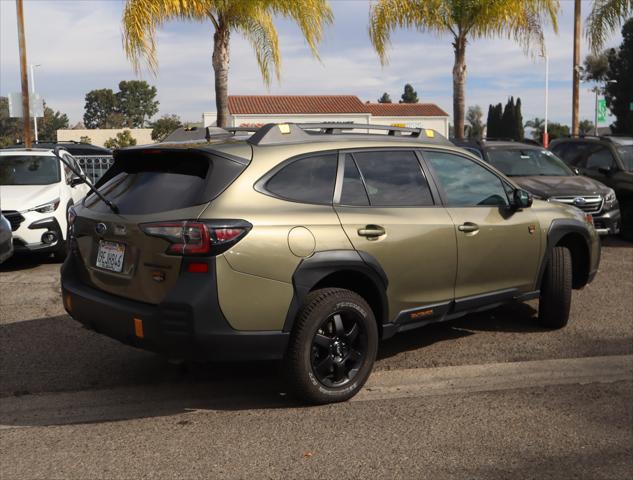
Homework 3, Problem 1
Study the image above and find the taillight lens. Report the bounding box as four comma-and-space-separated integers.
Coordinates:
140, 220, 250, 256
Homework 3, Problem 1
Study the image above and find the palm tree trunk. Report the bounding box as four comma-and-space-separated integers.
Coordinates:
212, 21, 230, 129
572, 0, 581, 136
452, 35, 467, 140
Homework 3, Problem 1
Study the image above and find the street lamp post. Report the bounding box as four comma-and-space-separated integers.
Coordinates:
30, 63, 41, 143
543, 53, 549, 147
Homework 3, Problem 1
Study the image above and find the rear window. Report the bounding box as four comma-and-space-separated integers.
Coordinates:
0, 155, 60, 185
86, 150, 246, 214
264, 153, 338, 204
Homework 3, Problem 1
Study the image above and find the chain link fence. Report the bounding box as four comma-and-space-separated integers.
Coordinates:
75, 155, 114, 185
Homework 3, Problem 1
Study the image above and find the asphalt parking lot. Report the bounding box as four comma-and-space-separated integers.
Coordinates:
1, 237, 632, 479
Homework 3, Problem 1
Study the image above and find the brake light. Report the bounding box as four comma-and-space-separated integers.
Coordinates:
140, 220, 249, 256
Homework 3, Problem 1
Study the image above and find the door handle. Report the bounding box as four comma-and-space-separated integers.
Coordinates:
357, 225, 386, 238
458, 222, 479, 233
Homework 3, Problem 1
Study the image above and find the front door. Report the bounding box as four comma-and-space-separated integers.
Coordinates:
422, 150, 541, 300
334, 150, 457, 321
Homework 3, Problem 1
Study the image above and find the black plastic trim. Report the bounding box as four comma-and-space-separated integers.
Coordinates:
283, 250, 389, 332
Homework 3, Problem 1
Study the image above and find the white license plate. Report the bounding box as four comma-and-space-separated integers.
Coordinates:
96, 241, 125, 273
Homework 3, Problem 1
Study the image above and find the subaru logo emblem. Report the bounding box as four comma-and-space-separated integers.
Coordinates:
573, 197, 586, 206
95, 223, 107, 235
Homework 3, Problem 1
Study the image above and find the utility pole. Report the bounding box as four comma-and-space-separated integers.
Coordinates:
543, 53, 549, 147
572, 0, 581, 137
16, 0, 32, 148
30, 64, 40, 143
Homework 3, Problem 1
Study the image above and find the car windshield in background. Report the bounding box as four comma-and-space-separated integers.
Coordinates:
0, 155, 60, 185
616, 146, 633, 171
487, 148, 573, 177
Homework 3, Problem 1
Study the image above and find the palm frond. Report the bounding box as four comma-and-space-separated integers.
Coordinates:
235, 10, 281, 85
586, 0, 633, 52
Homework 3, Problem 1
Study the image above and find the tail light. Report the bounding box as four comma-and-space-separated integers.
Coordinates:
140, 220, 250, 256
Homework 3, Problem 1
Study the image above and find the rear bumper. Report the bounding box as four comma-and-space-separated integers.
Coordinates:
60, 255, 289, 361
593, 207, 621, 236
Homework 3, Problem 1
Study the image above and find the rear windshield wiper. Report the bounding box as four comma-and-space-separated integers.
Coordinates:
53, 147, 119, 214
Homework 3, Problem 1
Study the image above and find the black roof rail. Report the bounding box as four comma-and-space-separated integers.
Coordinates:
246, 122, 450, 146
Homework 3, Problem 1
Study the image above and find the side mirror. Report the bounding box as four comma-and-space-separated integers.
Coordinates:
70, 177, 84, 188
512, 189, 533, 209
598, 166, 612, 175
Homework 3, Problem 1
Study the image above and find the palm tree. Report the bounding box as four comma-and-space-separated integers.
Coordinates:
122, 0, 333, 128
586, 0, 633, 52
369, 0, 560, 140
525, 117, 545, 140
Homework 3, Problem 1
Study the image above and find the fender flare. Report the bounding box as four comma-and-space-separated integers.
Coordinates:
537, 218, 594, 289
282, 250, 389, 332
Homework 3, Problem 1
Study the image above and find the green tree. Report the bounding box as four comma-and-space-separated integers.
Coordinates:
151, 114, 183, 141
525, 117, 546, 141
38, 104, 69, 143
84, 89, 120, 129
117, 80, 159, 127
547, 122, 570, 140
378, 92, 392, 103
579, 119, 595, 134
0, 96, 22, 147
123, 0, 332, 128
399, 83, 418, 103
583, 51, 610, 81
104, 130, 137, 149
369, 0, 558, 140
486, 103, 503, 138
605, 18, 633, 134
586, 0, 633, 52
515, 97, 524, 140
466, 105, 484, 139
501, 97, 516, 138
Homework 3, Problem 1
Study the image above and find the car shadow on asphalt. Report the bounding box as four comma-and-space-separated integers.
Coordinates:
0, 252, 61, 272
0, 300, 543, 428
600, 236, 633, 248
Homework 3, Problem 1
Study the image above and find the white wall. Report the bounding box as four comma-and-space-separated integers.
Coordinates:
57, 128, 154, 147
369, 116, 449, 137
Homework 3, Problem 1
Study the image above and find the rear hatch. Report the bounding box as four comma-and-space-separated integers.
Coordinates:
71, 145, 251, 304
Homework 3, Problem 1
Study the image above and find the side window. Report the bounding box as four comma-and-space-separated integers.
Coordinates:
340, 154, 369, 206
265, 153, 337, 204
351, 150, 434, 206
424, 151, 509, 207
585, 146, 615, 170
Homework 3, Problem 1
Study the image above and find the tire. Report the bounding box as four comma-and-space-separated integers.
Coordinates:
285, 288, 379, 404
538, 246, 572, 329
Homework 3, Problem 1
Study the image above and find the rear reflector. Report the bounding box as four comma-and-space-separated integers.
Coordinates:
134, 318, 144, 338
187, 262, 209, 273
63, 293, 73, 313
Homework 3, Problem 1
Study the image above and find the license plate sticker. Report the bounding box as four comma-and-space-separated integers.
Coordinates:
96, 241, 125, 273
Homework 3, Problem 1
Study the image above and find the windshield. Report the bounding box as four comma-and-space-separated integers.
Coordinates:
487, 148, 573, 177
616, 146, 633, 171
0, 155, 61, 185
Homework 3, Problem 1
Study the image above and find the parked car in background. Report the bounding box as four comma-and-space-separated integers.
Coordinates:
453, 139, 621, 236
0, 148, 90, 260
33, 142, 114, 185
549, 136, 633, 239
61, 123, 600, 404
0, 213, 13, 264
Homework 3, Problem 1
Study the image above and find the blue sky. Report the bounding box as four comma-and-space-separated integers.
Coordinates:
0, 0, 623, 127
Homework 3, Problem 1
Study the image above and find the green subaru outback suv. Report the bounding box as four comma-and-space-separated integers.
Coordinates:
61, 123, 600, 403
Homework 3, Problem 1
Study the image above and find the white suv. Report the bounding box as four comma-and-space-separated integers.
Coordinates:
0, 148, 90, 259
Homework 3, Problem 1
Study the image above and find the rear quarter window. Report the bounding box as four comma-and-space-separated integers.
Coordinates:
263, 153, 338, 204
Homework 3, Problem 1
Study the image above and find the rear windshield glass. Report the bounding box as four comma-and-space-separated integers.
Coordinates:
86, 150, 247, 214
487, 148, 573, 177
0, 155, 60, 185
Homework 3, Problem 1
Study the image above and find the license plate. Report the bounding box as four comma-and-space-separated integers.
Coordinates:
96, 241, 125, 273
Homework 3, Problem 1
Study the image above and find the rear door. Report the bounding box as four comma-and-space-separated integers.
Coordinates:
72, 148, 248, 304
334, 149, 457, 322
422, 150, 541, 301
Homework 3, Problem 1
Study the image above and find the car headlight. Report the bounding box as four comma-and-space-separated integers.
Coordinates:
27, 198, 60, 214
604, 189, 617, 210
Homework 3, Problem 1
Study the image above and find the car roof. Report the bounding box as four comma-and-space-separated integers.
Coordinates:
0, 148, 59, 156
